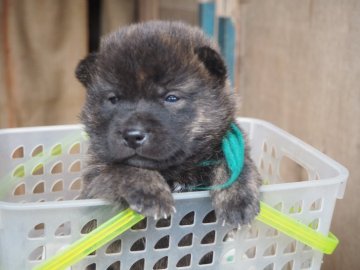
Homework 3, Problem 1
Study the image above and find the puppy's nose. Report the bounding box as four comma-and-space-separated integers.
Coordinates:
123, 129, 148, 148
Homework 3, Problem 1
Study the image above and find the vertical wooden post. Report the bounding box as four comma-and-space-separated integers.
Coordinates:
136, 0, 160, 21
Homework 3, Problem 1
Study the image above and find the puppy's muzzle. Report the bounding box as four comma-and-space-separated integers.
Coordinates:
122, 129, 148, 149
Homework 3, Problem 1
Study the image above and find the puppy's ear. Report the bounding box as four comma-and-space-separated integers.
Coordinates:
75, 52, 98, 87
194, 46, 227, 81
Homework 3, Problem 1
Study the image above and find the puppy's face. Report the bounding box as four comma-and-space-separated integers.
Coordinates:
77, 22, 233, 170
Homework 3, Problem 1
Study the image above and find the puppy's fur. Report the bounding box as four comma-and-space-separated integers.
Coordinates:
76, 21, 261, 229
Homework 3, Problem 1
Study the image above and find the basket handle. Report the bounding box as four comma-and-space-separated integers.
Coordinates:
33, 208, 144, 270
257, 201, 338, 255
33, 202, 338, 270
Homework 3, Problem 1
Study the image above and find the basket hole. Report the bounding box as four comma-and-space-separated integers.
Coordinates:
303, 244, 312, 251
51, 143, 62, 156
155, 216, 171, 228
176, 254, 191, 268
56, 197, 64, 201
202, 210, 217, 224
12, 146, 24, 159
105, 239, 122, 254
131, 218, 147, 230
201, 230, 216, 245
245, 226, 259, 239
223, 250, 235, 263
33, 181, 45, 194
260, 159, 265, 170
263, 263, 274, 270
81, 219, 97, 234
265, 228, 279, 238
69, 142, 81, 155
289, 200, 303, 214
14, 183, 26, 196
28, 246, 45, 261
51, 179, 64, 192
130, 237, 146, 251
310, 198, 323, 211
69, 160, 81, 172
13, 165, 25, 178
279, 156, 309, 182
28, 223, 45, 238
130, 258, 144, 270
268, 164, 273, 176
69, 178, 82, 191
244, 246, 256, 259
271, 147, 276, 159
301, 258, 313, 269
107, 261, 120, 270
88, 250, 96, 256
85, 263, 96, 269
153, 256, 168, 269
308, 218, 320, 230
273, 202, 283, 211
263, 243, 277, 257
199, 251, 213, 265
154, 235, 169, 249
55, 221, 71, 237
31, 145, 44, 157
223, 228, 237, 242
179, 211, 195, 226
281, 260, 294, 270
178, 233, 193, 247
283, 241, 296, 254
32, 164, 44, 175
51, 161, 63, 174
262, 141, 268, 153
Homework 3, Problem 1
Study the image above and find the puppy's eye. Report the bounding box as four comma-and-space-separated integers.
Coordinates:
164, 95, 180, 103
108, 95, 119, 104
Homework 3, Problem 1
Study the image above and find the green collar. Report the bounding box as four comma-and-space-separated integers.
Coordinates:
192, 123, 245, 190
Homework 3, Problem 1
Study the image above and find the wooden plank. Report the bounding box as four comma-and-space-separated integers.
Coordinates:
218, 17, 235, 86
101, 0, 135, 35
0, 0, 87, 127
136, 0, 160, 21
236, 1, 360, 269
199, 1, 215, 37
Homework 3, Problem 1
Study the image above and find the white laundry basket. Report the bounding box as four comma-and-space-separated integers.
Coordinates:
0, 118, 348, 270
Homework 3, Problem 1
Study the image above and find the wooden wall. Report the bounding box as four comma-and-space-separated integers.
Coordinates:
235, 1, 360, 269
1, 1, 359, 268
0, 0, 87, 128
0, 0, 136, 128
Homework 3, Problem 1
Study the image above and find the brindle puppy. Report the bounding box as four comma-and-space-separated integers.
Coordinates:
76, 21, 261, 269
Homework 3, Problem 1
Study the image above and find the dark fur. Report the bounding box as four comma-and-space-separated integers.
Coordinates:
77, 21, 261, 236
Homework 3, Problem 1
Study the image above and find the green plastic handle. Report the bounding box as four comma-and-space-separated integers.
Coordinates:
34, 201, 338, 270
33, 208, 144, 270
256, 201, 338, 255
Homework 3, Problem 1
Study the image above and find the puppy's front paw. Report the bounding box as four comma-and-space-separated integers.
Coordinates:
210, 158, 262, 227
212, 186, 260, 226
126, 187, 175, 220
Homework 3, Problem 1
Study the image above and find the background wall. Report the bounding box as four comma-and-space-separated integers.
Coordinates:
0, 0, 137, 128
235, 1, 360, 269
0, 0, 87, 127
0, 0, 359, 269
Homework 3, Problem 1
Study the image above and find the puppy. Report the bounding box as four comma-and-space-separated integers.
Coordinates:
76, 21, 261, 230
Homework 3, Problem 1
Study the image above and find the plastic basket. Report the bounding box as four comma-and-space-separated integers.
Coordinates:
0, 118, 348, 270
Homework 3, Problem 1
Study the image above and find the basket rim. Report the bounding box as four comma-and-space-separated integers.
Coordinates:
0, 118, 349, 209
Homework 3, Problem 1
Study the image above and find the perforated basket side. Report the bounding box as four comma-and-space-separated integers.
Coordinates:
0, 125, 87, 203
0, 118, 348, 270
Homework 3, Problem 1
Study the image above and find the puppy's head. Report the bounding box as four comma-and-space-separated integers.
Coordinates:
76, 21, 234, 169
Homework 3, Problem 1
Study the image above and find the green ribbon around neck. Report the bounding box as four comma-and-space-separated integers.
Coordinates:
193, 123, 245, 190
